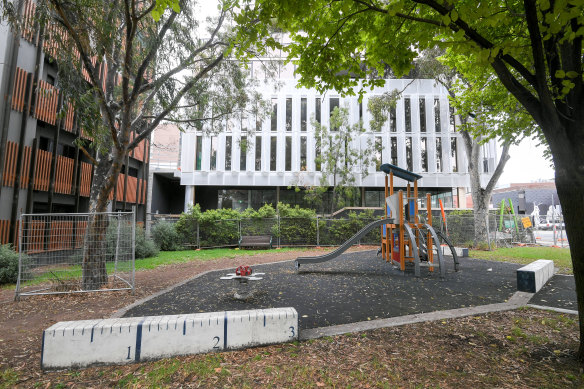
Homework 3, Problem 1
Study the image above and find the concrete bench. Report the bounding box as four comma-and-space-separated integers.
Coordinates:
239, 235, 272, 249
517, 259, 555, 293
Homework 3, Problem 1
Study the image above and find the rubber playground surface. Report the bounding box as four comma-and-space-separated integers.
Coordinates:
123, 250, 577, 330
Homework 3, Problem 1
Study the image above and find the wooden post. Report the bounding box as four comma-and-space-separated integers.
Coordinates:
427, 192, 433, 271
399, 189, 405, 271
382, 175, 388, 261
388, 172, 394, 262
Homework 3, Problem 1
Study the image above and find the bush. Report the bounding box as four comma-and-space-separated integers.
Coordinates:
198, 208, 240, 247
175, 204, 202, 245
151, 221, 181, 251
0, 244, 24, 285
135, 226, 159, 258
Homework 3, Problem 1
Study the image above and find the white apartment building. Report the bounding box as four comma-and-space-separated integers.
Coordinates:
178, 76, 498, 213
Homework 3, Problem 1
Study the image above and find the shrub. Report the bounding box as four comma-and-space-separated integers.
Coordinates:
0, 244, 24, 285
175, 204, 202, 245
135, 226, 159, 258
277, 203, 317, 245
198, 208, 240, 247
151, 221, 181, 251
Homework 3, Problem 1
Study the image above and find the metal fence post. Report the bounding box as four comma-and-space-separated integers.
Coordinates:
485, 213, 491, 250
316, 216, 320, 246
196, 221, 200, 249
277, 215, 281, 248
114, 211, 122, 276
14, 213, 23, 301
131, 206, 136, 293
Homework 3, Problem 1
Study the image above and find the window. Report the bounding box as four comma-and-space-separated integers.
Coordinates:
419, 98, 426, 132
286, 98, 292, 131
482, 143, 490, 173
270, 136, 277, 171
225, 136, 232, 171
301, 97, 307, 132
451, 137, 458, 172
57, 143, 76, 159
390, 106, 396, 132
300, 137, 307, 170
330, 97, 339, 130
195, 136, 202, 170
434, 98, 441, 132
375, 136, 383, 170
391, 137, 398, 166
315, 97, 321, 125
127, 167, 138, 178
315, 136, 321, 171
39, 137, 52, 152
436, 138, 442, 172
449, 106, 456, 132
421, 137, 428, 172
405, 137, 413, 171
240, 136, 247, 171
210, 136, 217, 170
405, 97, 412, 132
271, 98, 278, 132
285, 136, 292, 171
255, 136, 262, 171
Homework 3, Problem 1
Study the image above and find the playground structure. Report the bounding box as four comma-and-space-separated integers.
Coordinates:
378, 164, 458, 278
296, 163, 459, 278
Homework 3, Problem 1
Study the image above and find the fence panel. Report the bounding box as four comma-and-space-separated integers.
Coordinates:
198, 218, 239, 248
278, 217, 317, 246
318, 217, 379, 246
16, 211, 135, 298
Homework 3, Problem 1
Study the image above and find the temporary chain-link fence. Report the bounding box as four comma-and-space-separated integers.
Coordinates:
15, 211, 135, 299
147, 215, 381, 249
146, 209, 565, 251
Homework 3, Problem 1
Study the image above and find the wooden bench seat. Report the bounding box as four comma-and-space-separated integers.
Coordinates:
239, 235, 272, 249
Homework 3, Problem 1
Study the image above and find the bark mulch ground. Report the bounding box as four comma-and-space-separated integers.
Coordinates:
123, 251, 523, 330
0, 247, 582, 388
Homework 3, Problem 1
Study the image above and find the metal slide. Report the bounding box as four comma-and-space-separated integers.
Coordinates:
435, 230, 460, 272
295, 218, 394, 269
423, 224, 446, 278
402, 223, 421, 277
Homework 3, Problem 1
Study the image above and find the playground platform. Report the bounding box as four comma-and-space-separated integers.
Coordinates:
120, 251, 577, 330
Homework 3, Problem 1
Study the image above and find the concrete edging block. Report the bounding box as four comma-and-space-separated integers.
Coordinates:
41, 307, 298, 370
517, 259, 555, 293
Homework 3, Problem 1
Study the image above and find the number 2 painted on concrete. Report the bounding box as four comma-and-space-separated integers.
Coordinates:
289, 326, 295, 338
213, 336, 220, 349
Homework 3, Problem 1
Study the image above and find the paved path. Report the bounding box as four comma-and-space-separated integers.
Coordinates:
121, 251, 562, 331
530, 274, 577, 311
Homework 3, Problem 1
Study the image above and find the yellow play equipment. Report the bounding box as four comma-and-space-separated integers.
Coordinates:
379, 163, 459, 278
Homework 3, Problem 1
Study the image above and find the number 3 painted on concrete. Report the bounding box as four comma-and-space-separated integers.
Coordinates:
289, 326, 295, 338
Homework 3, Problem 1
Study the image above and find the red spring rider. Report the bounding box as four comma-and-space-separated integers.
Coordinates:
235, 265, 252, 277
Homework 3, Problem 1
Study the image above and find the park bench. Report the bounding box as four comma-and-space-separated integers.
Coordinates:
239, 235, 272, 249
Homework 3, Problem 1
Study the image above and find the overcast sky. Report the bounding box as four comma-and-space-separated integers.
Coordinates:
497, 138, 554, 186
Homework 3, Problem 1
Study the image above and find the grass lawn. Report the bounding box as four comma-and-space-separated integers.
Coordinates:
3, 247, 310, 290
133, 247, 308, 271
470, 246, 572, 274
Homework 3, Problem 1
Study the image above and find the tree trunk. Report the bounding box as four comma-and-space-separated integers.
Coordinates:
460, 128, 510, 246
546, 122, 584, 360
81, 147, 125, 290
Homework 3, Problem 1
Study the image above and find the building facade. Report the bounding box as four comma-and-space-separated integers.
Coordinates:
0, 0, 150, 245
178, 76, 499, 213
